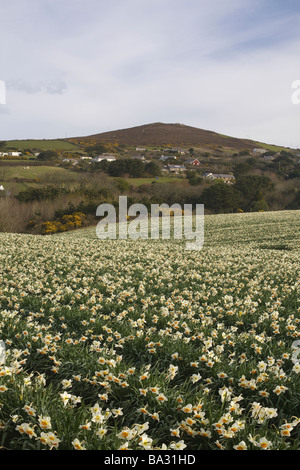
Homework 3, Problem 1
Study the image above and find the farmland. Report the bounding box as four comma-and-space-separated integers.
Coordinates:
4, 139, 82, 151
0, 209, 299, 450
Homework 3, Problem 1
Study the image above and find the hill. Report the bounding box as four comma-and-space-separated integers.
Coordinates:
69, 122, 286, 151
2, 122, 291, 153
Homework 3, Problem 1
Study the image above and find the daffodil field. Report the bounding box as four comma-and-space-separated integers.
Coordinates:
0, 210, 299, 450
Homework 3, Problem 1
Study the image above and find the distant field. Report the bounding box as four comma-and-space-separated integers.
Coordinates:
121, 176, 185, 186
5, 139, 82, 151
0, 165, 78, 182
255, 142, 289, 153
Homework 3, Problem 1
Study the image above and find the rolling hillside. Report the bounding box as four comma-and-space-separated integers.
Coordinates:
2, 122, 291, 153
69, 122, 287, 151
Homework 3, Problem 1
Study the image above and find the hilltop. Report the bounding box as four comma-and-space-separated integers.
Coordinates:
69, 122, 285, 151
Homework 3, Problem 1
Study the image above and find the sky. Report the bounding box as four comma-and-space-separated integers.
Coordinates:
1, 0, 300, 148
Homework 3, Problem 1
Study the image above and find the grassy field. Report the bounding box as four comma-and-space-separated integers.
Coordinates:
5, 139, 82, 151
0, 165, 78, 182
0, 210, 299, 450
120, 176, 185, 186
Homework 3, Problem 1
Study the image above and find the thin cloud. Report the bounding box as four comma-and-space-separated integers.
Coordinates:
6, 79, 67, 95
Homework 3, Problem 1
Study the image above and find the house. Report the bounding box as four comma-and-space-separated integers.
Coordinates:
167, 164, 186, 173
131, 155, 145, 160
203, 172, 235, 182
160, 155, 177, 161
92, 154, 116, 163
9, 151, 22, 157
0, 151, 22, 157
0, 185, 4, 191
163, 148, 188, 154
253, 148, 267, 154
185, 158, 201, 166
80, 156, 92, 160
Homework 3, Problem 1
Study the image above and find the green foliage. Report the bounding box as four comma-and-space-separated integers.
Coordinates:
144, 161, 161, 177
37, 150, 59, 162
85, 144, 107, 156
234, 175, 274, 211
107, 159, 145, 178
186, 170, 203, 186
201, 181, 240, 213
16, 185, 65, 202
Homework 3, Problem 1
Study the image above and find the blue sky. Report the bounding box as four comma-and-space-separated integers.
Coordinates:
1, 0, 300, 147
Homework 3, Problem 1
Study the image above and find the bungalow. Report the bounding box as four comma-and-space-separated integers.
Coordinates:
160, 155, 177, 161
253, 148, 267, 154
163, 148, 188, 154
9, 151, 22, 157
0, 151, 22, 157
185, 158, 201, 166
167, 164, 186, 174
93, 154, 116, 162
131, 155, 145, 160
203, 172, 235, 182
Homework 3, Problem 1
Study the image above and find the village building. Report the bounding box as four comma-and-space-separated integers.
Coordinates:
203, 172, 235, 182
185, 158, 201, 166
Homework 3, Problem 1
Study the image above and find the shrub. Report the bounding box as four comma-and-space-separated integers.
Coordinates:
41, 212, 86, 235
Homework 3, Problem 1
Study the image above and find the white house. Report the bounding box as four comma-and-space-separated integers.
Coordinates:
253, 148, 267, 154
10, 151, 22, 157
0, 151, 22, 157
167, 164, 186, 173
203, 172, 235, 182
92, 154, 116, 162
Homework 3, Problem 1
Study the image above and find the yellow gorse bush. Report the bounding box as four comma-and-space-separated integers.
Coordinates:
42, 212, 86, 234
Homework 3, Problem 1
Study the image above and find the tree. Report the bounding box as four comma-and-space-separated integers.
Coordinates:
233, 162, 252, 177
144, 161, 161, 177
201, 181, 240, 213
234, 175, 273, 211
186, 170, 202, 186
107, 159, 145, 178
37, 150, 59, 162
85, 144, 107, 156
